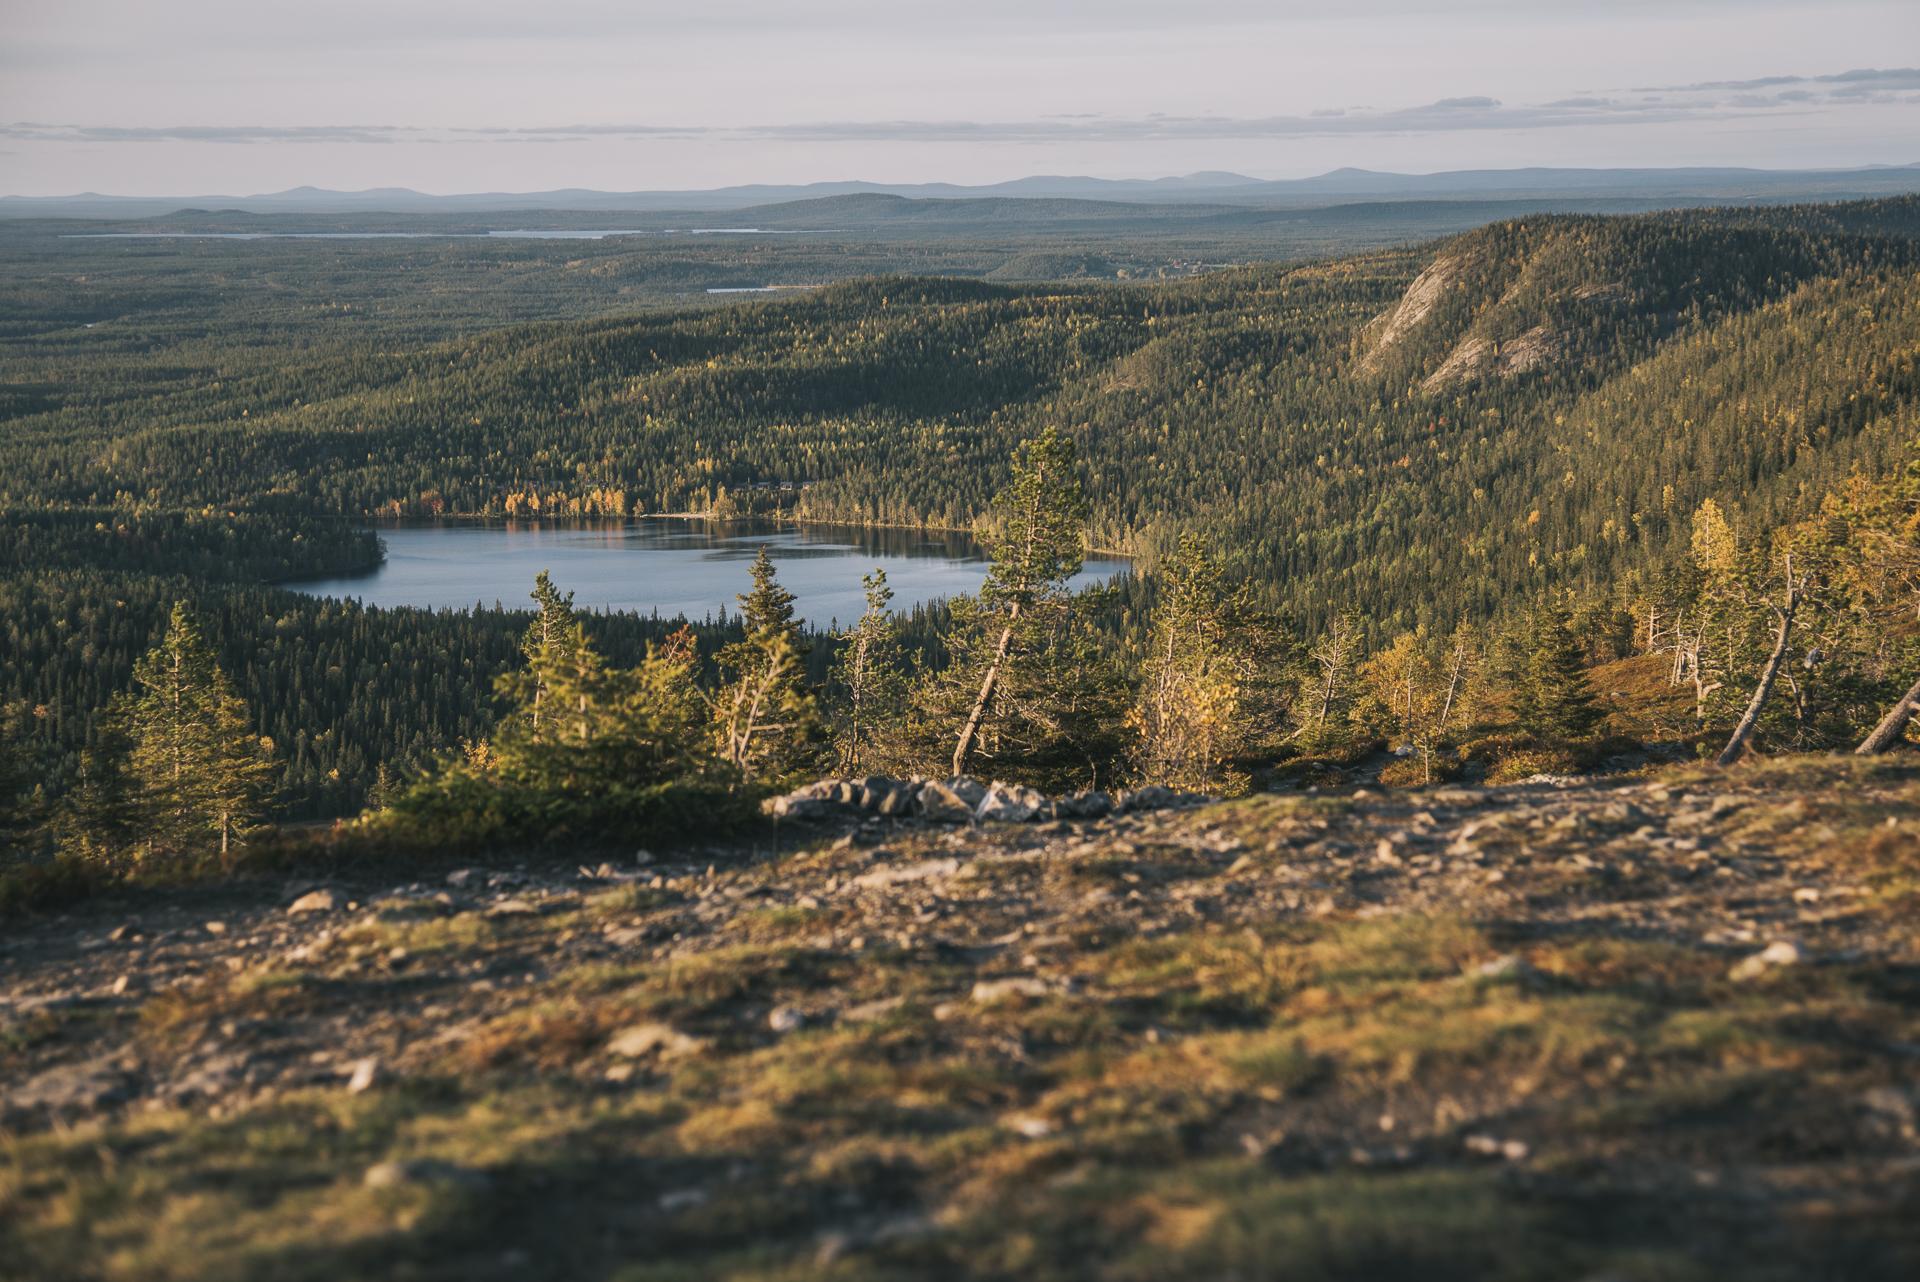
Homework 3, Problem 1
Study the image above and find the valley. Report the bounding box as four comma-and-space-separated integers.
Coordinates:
11, 3, 1920, 1276
5, 180, 1920, 1282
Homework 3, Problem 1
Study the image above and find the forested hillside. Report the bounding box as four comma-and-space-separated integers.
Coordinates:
4, 197, 1919, 819
8, 200, 1917, 623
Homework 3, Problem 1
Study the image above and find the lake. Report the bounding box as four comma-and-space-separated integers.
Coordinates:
61, 228, 817, 241
289, 520, 1129, 630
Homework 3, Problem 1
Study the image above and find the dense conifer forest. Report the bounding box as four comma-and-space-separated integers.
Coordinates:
4, 196, 1920, 847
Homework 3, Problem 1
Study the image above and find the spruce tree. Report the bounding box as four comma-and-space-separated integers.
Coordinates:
830, 569, 907, 774
111, 602, 274, 862
383, 624, 735, 846
1517, 602, 1606, 741
53, 740, 136, 865
713, 548, 821, 781
738, 547, 802, 645
0, 700, 43, 860
522, 570, 579, 734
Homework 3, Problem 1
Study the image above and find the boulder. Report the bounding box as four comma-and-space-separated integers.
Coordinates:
857, 776, 904, 810
764, 779, 846, 819
364, 1159, 489, 1190
877, 783, 921, 817
1117, 785, 1183, 813
1116, 785, 1213, 814
915, 781, 975, 823
1056, 791, 1114, 819
977, 781, 1048, 823
287, 889, 340, 916
764, 792, 839, 820
970, 976, 1056, 1004
945, 776, 988, 808
5, 1059, 135, 1122
1729, 939, 1804, 981
607, 1021, 709, 1060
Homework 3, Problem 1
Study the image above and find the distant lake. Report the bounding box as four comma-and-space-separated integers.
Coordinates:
288, 520, 1129, 630
61, 228, 818, 241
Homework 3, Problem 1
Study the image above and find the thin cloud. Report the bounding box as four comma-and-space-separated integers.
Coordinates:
0, 123, 409, 144
1639, 67, 1920, 92
5, 68, 1909, 149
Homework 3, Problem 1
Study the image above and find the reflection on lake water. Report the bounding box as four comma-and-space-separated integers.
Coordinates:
288, 520, 1129, 630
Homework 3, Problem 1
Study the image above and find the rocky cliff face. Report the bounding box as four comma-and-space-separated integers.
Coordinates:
4, 757, 1918, 1279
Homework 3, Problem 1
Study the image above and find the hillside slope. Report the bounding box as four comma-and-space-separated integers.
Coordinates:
4, 757, 1918, 1279
4, 200, 1919, 628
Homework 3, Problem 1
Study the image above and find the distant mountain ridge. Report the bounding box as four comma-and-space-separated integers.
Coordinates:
7, 163, 1920, 217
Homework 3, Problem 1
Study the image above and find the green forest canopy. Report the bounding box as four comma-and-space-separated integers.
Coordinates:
4, 197, 1919, 815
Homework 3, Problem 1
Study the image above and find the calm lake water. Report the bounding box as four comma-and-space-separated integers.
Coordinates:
290, 521, 1129, 630
62, 228, 814, 241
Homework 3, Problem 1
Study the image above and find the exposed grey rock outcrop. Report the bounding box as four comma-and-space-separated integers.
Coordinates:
764, 775, 1209, 825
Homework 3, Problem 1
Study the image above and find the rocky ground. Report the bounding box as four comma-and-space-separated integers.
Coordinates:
4, 755, 1919, 1280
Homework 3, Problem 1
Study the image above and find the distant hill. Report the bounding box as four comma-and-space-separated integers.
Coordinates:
7, 163, 1919, 218
8, 196, 1918, 631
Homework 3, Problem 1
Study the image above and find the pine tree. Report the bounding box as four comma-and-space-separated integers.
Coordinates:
366, 761, 399, 812
712, 548, 821, 782
53, 740, 136, 866
500, 622, 714, 793
950, 426, 1092, 778
738, 546, 802, 645
522, 570, 579, 735
111, 602, 275, 863
0, 700, 44, 860
1516, 602, 1606, 741
830, 569, 907, 774
382, 624, 735, 847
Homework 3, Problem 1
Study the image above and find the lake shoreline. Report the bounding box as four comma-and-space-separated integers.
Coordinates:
317, 510, 1136, 564
281, 518, 1130, 630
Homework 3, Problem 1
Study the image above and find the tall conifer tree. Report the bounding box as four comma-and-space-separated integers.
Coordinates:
713, 548, 821, 781
112, 603, 274, 861
830, 569, 907, 774
522, 570, 579, 735
1517, 602, 1606, 740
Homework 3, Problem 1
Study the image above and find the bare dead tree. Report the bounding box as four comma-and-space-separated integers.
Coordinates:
1856, 673, 1920, 754
1854, 525, 1920, 754
1670, 612, 1722, 720
1717, 555, 1811, 767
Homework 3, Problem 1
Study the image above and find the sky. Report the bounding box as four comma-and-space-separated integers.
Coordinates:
3, 0, 1918, 195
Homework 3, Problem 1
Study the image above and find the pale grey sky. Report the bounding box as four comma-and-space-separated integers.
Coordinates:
2, 0, 1917, 194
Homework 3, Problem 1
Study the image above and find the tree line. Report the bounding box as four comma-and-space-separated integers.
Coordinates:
10, 425, 1915, 879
